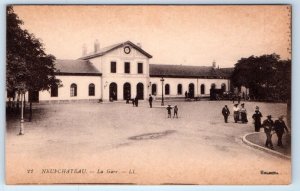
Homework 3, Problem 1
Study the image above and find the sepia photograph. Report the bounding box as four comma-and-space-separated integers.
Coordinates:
6, 5, 291, 184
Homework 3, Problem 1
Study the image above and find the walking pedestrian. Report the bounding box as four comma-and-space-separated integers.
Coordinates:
233, 104, 240, 123
135, 96, 139, 107
274, 115, 289, 147
149, 94, 153, 108
185, 91, 188, 99
132, 98, 135, 107
166, 105, 172, 118
173, 105, 178, 118
238, 95, 241, 104
222, 105, 230, 123
240, 103, 248, 123
252, 106, 263, 132
262, 115, 274, 149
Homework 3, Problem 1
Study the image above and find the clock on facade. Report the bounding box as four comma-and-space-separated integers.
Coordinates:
124, 46, 131, 54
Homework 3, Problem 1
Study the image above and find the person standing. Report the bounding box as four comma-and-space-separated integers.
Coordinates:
132, 98, 135, 107
222, 105, 230, 123
173, 105, 178, 118
149, 94, 153, 108
135, 96, 139, 107
274, 115, 289, 146
262, 115, 274, 149
185, 91, 188, 99
166, 105, 172, 118
252, 106, 263, 132
240, 103, 248, 123
233, 104, 240, 123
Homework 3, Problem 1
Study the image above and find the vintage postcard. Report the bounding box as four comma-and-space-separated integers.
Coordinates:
6, 5, 291, 184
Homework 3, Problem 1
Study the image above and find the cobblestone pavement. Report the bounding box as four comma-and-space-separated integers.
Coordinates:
6, 100, 291, 184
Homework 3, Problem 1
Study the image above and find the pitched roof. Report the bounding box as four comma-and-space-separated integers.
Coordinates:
78, 41, 153, 60
149, 64, 233, 79
54, 59, 101, 76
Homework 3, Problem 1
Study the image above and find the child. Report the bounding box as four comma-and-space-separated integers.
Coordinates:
166, 105, 173, 118
173, 105, 178, 118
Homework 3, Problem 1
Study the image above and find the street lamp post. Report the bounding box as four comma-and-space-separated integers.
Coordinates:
160, 77, 164, 106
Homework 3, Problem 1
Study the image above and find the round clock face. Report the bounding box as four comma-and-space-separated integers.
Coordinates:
124, 46, 131, 54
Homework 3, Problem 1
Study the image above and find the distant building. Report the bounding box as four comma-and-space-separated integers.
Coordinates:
29, 41, 233, 102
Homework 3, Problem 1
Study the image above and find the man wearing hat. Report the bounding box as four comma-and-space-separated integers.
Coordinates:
166, 105, 173, 118
252, 106, 263, 132
262, 115, 274, 149
222, 105, 230, 123
233, 104, 240, 123
274, 116, 289, 146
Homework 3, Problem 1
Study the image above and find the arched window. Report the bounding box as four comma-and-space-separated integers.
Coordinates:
51, 84, 58, 97
70, 83, 77, 97
89, 83, 95, 96
201, 84, 205, 94
152, 84, 157, 95
165, 84, 170, 95
136, 83, 144, 99
123, 83, 131, 100
177, 84, 182, 95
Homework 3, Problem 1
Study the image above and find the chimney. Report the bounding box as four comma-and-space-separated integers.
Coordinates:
212, 60, 216, 68
82, 44, 87, 56
94, 39, 100, 53
137, 43, 142, 48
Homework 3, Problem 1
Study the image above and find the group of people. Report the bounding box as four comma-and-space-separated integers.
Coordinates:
262, 115, 289, 149
129, 95, 179, 119
222, 104, 289, 149
222, 103, 248, 123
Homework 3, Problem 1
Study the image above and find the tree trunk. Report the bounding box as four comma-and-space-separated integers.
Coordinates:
16, 93, 20, 113
29, 101, 32, 122
23, 93, 26, 115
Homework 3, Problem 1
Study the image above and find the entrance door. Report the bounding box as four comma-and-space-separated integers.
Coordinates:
109, 83, 118, 101
29, 90, 39, 103
136, 83, 144, 100
188, 83, 195, 98
123, 83, 131, 100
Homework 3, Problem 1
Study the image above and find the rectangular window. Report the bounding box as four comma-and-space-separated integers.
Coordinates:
138, 63, 143, 74
124, 62, 130, 73
111, 62, 116, 73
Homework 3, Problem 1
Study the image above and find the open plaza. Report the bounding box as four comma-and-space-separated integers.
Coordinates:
6, 100, 291, 184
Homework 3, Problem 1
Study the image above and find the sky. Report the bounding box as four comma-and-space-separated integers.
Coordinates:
13, 5, 291, 68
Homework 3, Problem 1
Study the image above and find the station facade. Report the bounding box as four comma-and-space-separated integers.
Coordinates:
35, 41, 232, 102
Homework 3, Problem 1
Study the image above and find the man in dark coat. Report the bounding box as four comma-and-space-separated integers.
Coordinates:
149, 94, 153, 108
274, 115, 289, 146
135, 96, 139, 107
222, 105, 230, 123
166, 105, 172, 118
262, 115, 274, 149
252, 106, 263, 132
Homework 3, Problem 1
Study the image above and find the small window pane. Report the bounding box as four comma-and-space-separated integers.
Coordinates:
111, 62, 116, 73
125, 62, 130, 73
138, 63, 143, 74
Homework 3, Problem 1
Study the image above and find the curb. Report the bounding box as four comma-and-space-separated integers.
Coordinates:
242, 132, 291, 160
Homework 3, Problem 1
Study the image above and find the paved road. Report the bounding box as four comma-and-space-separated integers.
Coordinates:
6, 101, 290, 184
